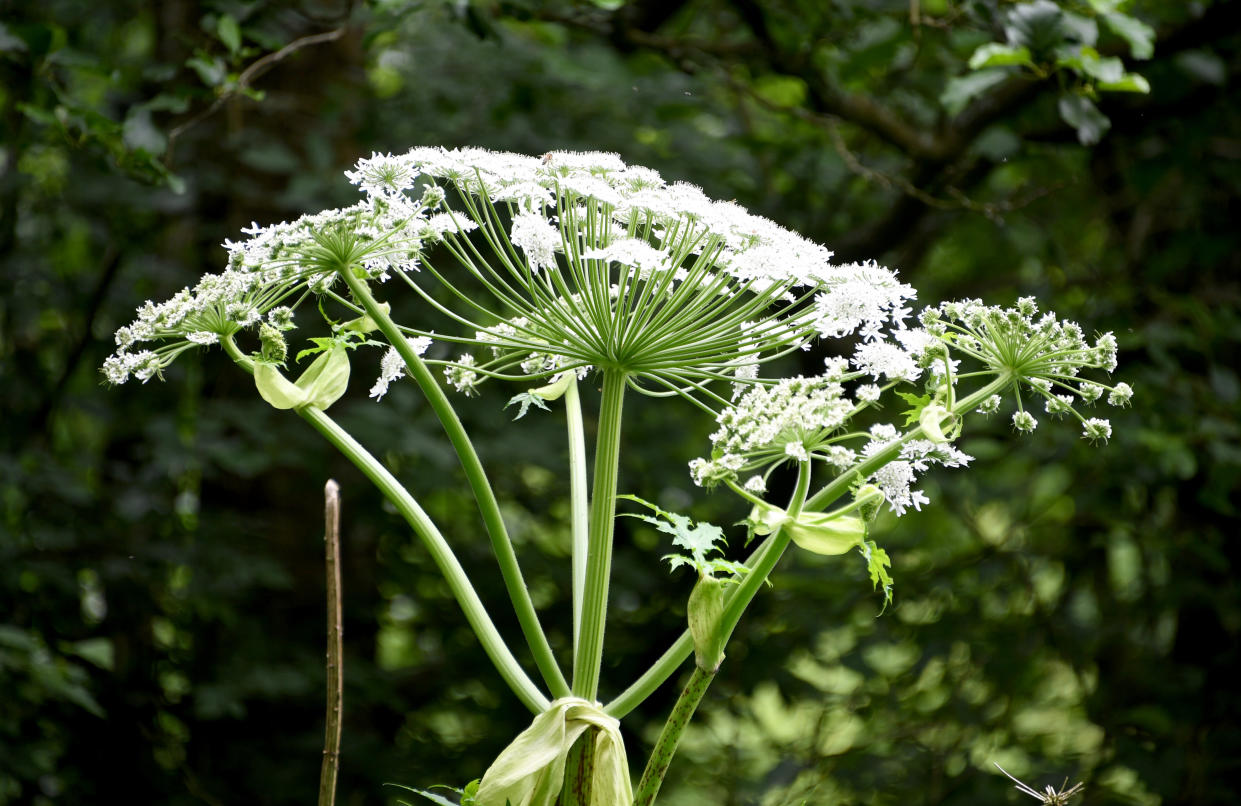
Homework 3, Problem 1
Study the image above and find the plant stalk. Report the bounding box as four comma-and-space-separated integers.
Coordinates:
565, 377, 590, 650
318, 479, 344, 806
631, 463, 812, 803
573, 369, 627, 699
632, 667, 714, 806
607, 381, 1013, 717
340, 271, 570, 698
223, 337, 549, 712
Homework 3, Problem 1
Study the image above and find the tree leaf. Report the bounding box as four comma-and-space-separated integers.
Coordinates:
941, 69, 1009, 117
217, 15, 242, 55
1004, 1, 1066, 57
1103, 11, 1155, 60
1098, 73, 1150, 94
1058, 93, 1111, 145
968, 43, 1033, 70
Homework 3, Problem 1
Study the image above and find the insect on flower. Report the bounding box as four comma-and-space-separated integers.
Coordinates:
994, 763, 1085, 805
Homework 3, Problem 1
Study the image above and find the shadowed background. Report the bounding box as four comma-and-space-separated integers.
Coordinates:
2, 1, 1238, 804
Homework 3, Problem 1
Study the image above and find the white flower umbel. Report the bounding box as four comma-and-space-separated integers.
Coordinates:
690, 376, 855, 487
918, 297, 1130, 444
342, 147, 914, 398
103, 199, 430, 384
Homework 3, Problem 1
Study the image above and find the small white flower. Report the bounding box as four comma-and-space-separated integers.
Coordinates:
510, 210, 560, 271
1108, 382, 1133, 407
1082, 417, 1112, 443
1012, 411, 1039, 433
743, 475, 767, 494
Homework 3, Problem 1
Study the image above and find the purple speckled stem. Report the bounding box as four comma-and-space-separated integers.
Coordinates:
633, 666, 715, 806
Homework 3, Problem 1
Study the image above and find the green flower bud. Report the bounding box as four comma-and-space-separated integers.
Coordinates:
259, 323, 287, 364
687, 575, 728, 672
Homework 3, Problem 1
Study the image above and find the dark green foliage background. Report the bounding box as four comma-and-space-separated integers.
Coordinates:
2, 1, 1238, 804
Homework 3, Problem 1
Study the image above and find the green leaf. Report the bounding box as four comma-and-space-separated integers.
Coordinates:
1103, 11, 1154, 60
504, 391, 551, 420
619, 494, 729, 572
186, 54, 226, 87
254, 363, 310, 409
1004, 1, 1066, 57
339, 301, 390, 334
968, 43, 1033, 70
1098, 73, 1150, 93
1057, 46, 1125, 83
940, 69, 1009, 117
1060, 11, 1099, 47
859, 539, 894, 612
217, 14, 242, 55
747, 502, 866, 556
385, 784, 462, 806
1058, 93, 1111, 145
896, 390, 932, 427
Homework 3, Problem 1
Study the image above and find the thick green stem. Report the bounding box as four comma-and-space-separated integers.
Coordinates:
223, 337, 549, 713
632, 667, 714, 806
573, 369, 627, 699
341, 271, 570, 699
564, 377, 590, 650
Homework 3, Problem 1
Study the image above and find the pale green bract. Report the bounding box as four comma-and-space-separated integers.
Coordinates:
473, 698, 632, 806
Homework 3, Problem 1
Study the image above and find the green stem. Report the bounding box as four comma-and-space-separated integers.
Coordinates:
223, 337, 549, 713
630, 464, 812, 804
573, 369, 627, 699
608, 381, 1013, 718
565, 377, 590, 650
340, 271, 570, 699
804, 375, 1012, 511
632, 667, 714, 806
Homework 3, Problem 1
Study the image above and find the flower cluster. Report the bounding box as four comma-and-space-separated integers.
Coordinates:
344, 147, 916, 394
689, 376, 856, 490
104, 199, 429, 384
861, 426, 974, 516
918, 297, 1130, 442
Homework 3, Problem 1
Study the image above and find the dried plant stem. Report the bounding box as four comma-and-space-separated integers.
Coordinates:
318, 479, 344, 806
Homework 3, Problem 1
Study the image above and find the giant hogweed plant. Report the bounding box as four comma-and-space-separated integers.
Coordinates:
105, 148, 1129, 805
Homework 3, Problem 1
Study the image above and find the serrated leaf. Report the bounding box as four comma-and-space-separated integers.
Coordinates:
295, 336, 338, 362
1103, 11, 1154, 59
504, 391, 551, 420
621, 494, 728, 572
896, 390, 932, 427
860, 539, 894, 612
968, 43, 1033, 70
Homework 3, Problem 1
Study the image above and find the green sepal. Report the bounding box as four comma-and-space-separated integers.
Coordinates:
747, 501, 867, 555
530, 372, 573, 401
687, 575, 728, 672
919, 402, 961, 443
339, 301, 391, 334
473, 698, 632, 806
254, 344, 350, 410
